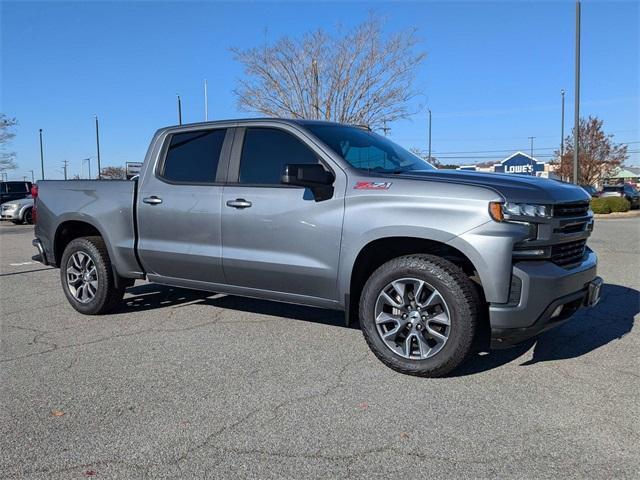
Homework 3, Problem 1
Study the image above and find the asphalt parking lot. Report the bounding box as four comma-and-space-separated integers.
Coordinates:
1, 218, 638, 479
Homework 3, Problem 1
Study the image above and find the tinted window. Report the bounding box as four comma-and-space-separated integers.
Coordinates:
6, 182, 28, 193
162, 129, 226, 183
305, 124, 436, 173
239, 128, 318, 184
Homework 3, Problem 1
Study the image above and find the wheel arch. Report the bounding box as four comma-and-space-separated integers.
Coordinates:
344, 236, 486, 325
53, 219, 105, 267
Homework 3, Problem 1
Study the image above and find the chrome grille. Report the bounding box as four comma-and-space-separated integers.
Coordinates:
551, 239, 587, 267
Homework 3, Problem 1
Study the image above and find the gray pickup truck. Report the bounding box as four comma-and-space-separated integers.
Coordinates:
32, 119, 602, 377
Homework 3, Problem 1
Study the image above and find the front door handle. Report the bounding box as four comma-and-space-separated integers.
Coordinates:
226, 198, 252, 209
142, 196, 163, 205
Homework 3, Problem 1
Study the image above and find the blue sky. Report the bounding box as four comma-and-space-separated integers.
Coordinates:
2, 0, 638, 180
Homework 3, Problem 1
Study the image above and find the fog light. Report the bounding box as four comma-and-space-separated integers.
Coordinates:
512, 248, 548, 259
551, 305, 564, 318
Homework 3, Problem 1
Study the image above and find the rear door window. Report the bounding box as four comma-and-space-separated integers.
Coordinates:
161, 129, 226, 183
6, 182, 27, 193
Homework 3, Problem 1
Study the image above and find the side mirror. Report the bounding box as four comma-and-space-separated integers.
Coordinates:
281, 164, 335, 201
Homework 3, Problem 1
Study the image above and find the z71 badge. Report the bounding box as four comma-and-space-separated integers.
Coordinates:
353, 181, 392, 190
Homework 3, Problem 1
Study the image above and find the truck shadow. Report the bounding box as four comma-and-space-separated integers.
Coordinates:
119, 282, 350, 329
119, 282, 636, 375
452, 283, 638, 376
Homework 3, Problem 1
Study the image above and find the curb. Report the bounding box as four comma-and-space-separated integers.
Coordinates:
593, 210, 640, 219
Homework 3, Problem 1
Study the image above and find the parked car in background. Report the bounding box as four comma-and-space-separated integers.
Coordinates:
580, 185, 600, 197
0, 181, 32, 205
1, 195, 34, 224
600, 184, 640, 209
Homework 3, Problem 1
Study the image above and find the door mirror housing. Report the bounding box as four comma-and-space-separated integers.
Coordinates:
281, 164, 335, 201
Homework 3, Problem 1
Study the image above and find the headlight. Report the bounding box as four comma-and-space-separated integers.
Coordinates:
489, 202, 551, 222
2, 204, 18, 210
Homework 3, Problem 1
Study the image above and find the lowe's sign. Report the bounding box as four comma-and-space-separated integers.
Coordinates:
494, 152, 545, 175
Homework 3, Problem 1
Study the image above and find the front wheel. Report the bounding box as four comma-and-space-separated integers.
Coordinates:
60, 236, 125, 314
359, 255, 478, 377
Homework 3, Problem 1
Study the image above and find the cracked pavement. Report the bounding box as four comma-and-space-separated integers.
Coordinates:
1, 218, 638, 479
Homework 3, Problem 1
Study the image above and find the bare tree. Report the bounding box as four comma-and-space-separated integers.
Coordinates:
231, 17, 426, 130
554, 116, 628, 186
0, 113, 18, 171
100, 166, 127, 179
409, 147, 440, 167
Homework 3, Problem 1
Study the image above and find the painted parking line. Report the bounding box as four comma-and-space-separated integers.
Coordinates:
9, 261, 36, 266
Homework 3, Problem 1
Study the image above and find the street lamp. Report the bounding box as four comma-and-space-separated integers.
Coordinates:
81, 158, 92, 179
39, 129, 45, 180
573, 1, 581, 184
428, 109, 432, 162
28, 170, 35, 183
528, 136, 535, 158
95, 115, 102, 179
177, 94, 182, 125
560, 89, 565, 159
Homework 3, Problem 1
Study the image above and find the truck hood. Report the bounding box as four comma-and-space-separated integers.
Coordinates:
393, 170, 590, 204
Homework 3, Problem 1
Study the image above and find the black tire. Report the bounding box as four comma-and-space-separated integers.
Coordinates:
359, 255, 478, 377
60, 236, 125, 314
23, 208, 33, 224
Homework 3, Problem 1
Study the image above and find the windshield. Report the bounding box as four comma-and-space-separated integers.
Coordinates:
305, 124, 436, 174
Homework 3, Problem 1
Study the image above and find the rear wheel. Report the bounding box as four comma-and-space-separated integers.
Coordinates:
359, 255, 478, 377
60, 236, 125, 314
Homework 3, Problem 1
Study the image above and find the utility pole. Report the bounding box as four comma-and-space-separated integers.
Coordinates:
573, 0, 581, 185
560, 89, 565, 159
204, 79, 208, 121
428, 109, 432, 162
28, 170, 34, 183
23, 175, 27, 181
382, 120, 390, 136
39, 129, 45, 180
95, 115, 102, 179
528, 136, 535, 158
177, 94, 182, 125
62, 160, 69, 180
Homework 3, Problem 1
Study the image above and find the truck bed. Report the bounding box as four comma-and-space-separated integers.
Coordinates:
35, 180, 143, 278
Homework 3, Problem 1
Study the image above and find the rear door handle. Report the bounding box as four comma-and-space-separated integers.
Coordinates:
142, 196, 163, 205
226, 198, 252, 209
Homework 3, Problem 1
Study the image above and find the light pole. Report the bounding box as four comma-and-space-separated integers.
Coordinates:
177, 94, 182, 125
82, 158, 92, 179
28, 170, 34, 183
528, 136, 535, 158
560, 89, 565, 159
428, 109, 432, 162
573, 0, 581, 184
95, 115, 102, 179
204, 79, 209, 121
39, 129, 45, 180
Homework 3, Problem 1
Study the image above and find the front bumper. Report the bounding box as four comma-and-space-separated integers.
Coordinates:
490, 248, 600, 348
1, 210, 19, 220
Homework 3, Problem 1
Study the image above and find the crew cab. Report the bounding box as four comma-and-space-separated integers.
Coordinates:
32, 119, 602, 377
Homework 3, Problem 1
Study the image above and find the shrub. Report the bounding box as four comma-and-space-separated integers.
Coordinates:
590, 198, 611, 214
590, 196, 631, 214
604, 196, 631, 212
